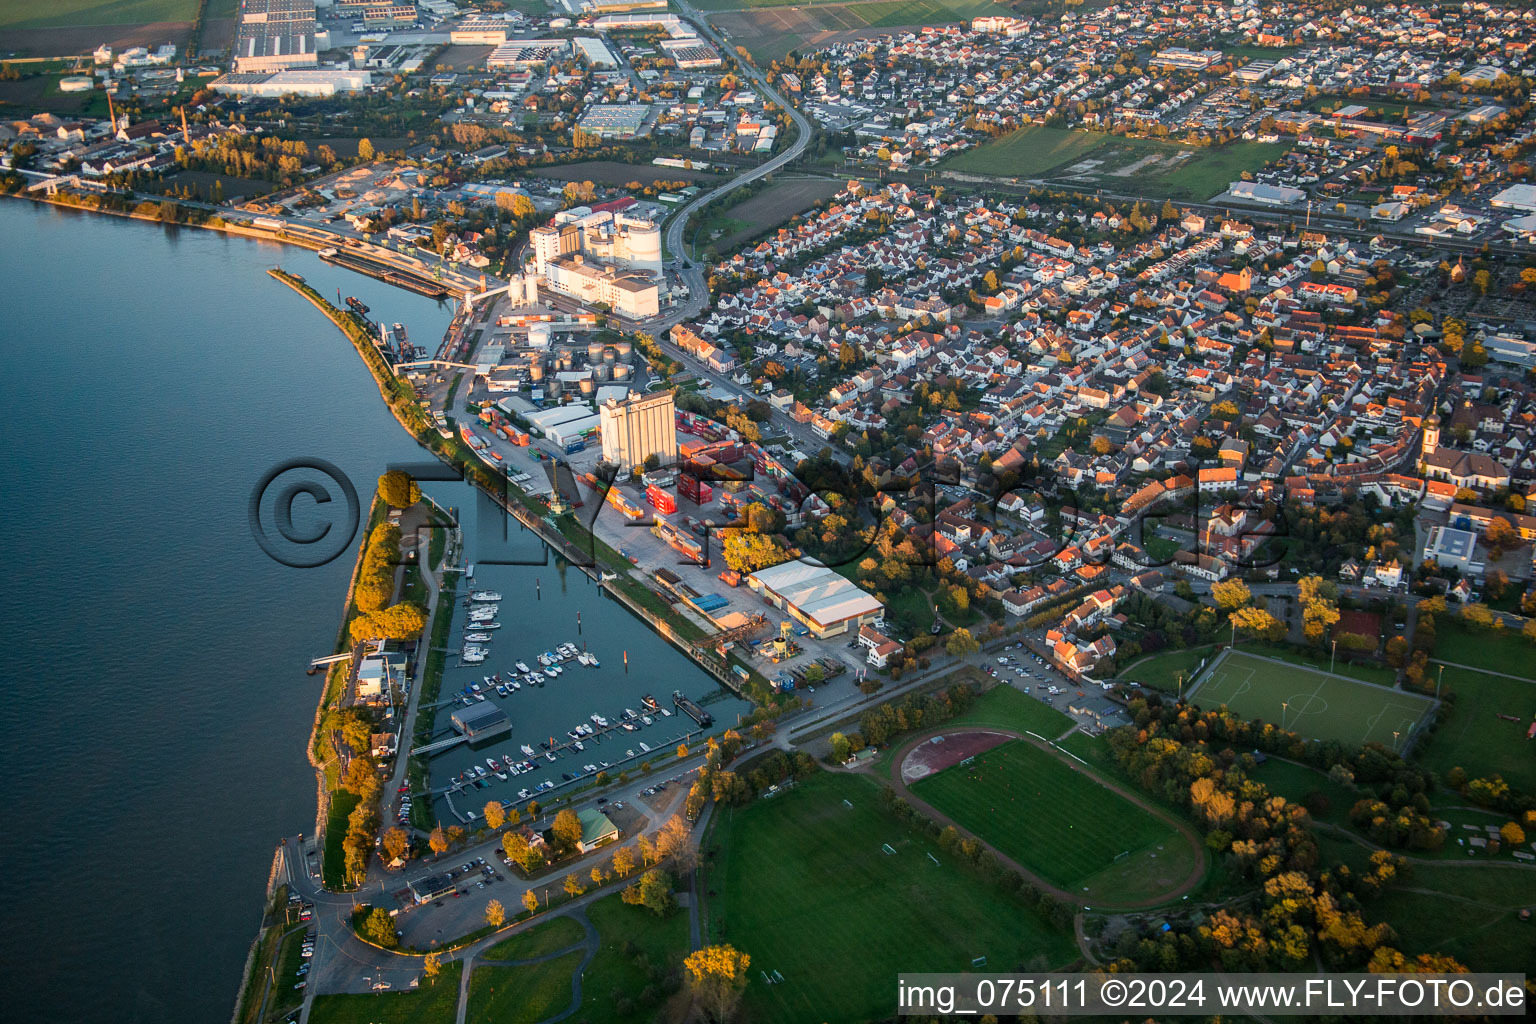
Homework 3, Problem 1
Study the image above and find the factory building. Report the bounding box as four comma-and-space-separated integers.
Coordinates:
543, 256, 659, 318
531, 208, 662, 278
746, 562, 886, 639
232, 0, 318, 73
577, 103, 650, 139
211, 68, 373, 97
600, 390, 677, 470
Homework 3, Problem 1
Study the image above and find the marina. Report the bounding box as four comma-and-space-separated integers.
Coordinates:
422, 559, 748, 825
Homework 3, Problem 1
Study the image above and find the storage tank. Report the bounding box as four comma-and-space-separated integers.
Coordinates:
526, 274, 543, 304
528, 322, 552, 349
602, 347, 617, 365
592, 362, 612, 382
579, 377, 596, 396
614, 340, 633, 359
546, 376, 562, 396
528, 362, 546, 383
613, 363, 632, 380
586, 340, 606, 364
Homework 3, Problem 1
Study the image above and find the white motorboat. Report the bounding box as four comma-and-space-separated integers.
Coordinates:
521, 744, 535, 756
573, 741, 585, 751
639, 742, 651, 753
641, 715, 653, 726
544, 666, 559, 678
470, 591, 502, 602
462, 650, 487, 664
515, 661, 531, 674
590, 714, 608, 727
545, 752, 556, 762
466, 632, 492, 643
472, 622, 501, 630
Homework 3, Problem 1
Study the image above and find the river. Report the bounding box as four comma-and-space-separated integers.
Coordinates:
0, 200, 741, 1024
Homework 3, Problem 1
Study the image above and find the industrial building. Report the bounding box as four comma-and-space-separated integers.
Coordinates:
232, 0, 318, 73
573, 36, 619, 68
531, 208, 662, 278
746, 561, 886, 639
543, 256, 659, 318
211, 68, 373, 97
487, 39, 569, 68
449, 18, 511, 44
1228, 180, 1305, 206
1491, 183, 1536, 213
450, 701, 511, 742
577, 103, 651, 139
600, 390, 677, 470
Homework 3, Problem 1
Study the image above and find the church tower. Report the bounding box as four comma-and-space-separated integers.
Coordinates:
1422, 413, 1441, 457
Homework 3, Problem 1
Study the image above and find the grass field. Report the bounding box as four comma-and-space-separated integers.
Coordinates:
709, 771, 1075, 1024
467, 950, 584, 1024
944, 125, 1286, 201
1120, 645, 1220, 693
578, 893, 692, 1024
1415, 665, 1536, 793
527, 160, 717, 186
309, 961, 462, 1024
1431, 617, 1536, 679
713, 0, 1003, 64
1235, 641, 1399, 688
1368, 861, 1536, 973
481, 914, 584, 961
911, 739, 1197, 898
0, 0, 196, 30
1192, 649, 1432, 747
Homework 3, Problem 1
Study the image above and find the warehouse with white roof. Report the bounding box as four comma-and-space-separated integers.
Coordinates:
746, 561, 885, 638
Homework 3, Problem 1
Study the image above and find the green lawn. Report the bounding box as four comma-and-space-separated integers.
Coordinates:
1192, 649, 1432, 747
309, 961, 462, 1024
322, 790, 360, 890
0, 0, 197, 29
944, 126, 1285, 201
578, 893, 692, 1024
1249, 758, 1359, 824
1415, 665, 1536, 793
1431, 617, 1536, 679
466, 950, 584, 1024
944, 677, 1077, 736
911, 739, 1196, 899
1370, 862, 1536, 973
481, 914, 584, 961
709, 771, 1075, 1024
1120, 645, 1220, 693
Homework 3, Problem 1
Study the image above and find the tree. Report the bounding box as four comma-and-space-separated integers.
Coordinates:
1385, 635, 1409, 668
382, 827, 409, 863
522, 889, 539, 914
1500, 822, 1525, 846
722, 530, 784, 573
1297, 575, 1339, 605
830, 731, 852, 763
364, 907, 396, 947
484, 801, 505, 830
485, 898, 506, 927
429, 826, 450, 856
357, 137, 375, 161
676, 743, 688, 759
423, 951, 442, 984
552, 808, 583, 852
377, 469, 421, 509
1229, 605, 1284, 642
1211, 579, 1252, 610
564, 872, 584, 897
1485, 516, 1517, 557
684, 945, 751, 1023
622, 868, 676, 915
945, 628, 980, 659
612, 845, 636, 877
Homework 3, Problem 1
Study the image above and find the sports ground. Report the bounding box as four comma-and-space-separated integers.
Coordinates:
908, 736, 1200, 900
1190, 649, 1433, 748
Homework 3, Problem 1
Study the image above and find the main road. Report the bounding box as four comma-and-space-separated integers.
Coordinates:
660, 0, 813, 321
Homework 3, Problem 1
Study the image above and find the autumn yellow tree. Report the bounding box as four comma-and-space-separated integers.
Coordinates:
1211, 578, 1252, 610
685, 945, 752, 1023
485, 898, 506, 927
1229, 605, 1284, 642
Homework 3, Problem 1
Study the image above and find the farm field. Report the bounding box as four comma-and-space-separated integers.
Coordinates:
1415, 665, 1536, 793
0, 0, 196, 30
712, 0, 1003, 64
0, 69, 110, 117
944, 125, 1285, 201
308, 961, 462, 1024
691, 176, 845, 256
527, 160, 718, 186
1191, 649, 1433, 747
708, 770, 1075, 1024
1370, 861, 1536, 973
910, 738, 1198, 898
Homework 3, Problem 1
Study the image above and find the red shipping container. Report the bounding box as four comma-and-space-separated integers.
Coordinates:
646, 484, 677, 515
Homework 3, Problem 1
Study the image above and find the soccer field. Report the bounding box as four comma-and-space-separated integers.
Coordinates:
1192, 649, 1433, 747
910, 739, 1199, 900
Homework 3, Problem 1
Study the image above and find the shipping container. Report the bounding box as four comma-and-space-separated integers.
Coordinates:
564, 439, 586, 454
645, 484, 677, 515
678, 473, 713, 504
718, 569, 742, 588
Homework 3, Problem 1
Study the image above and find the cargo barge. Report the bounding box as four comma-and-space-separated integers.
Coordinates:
673, 689, 713, 727
318, 247, 450, 299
